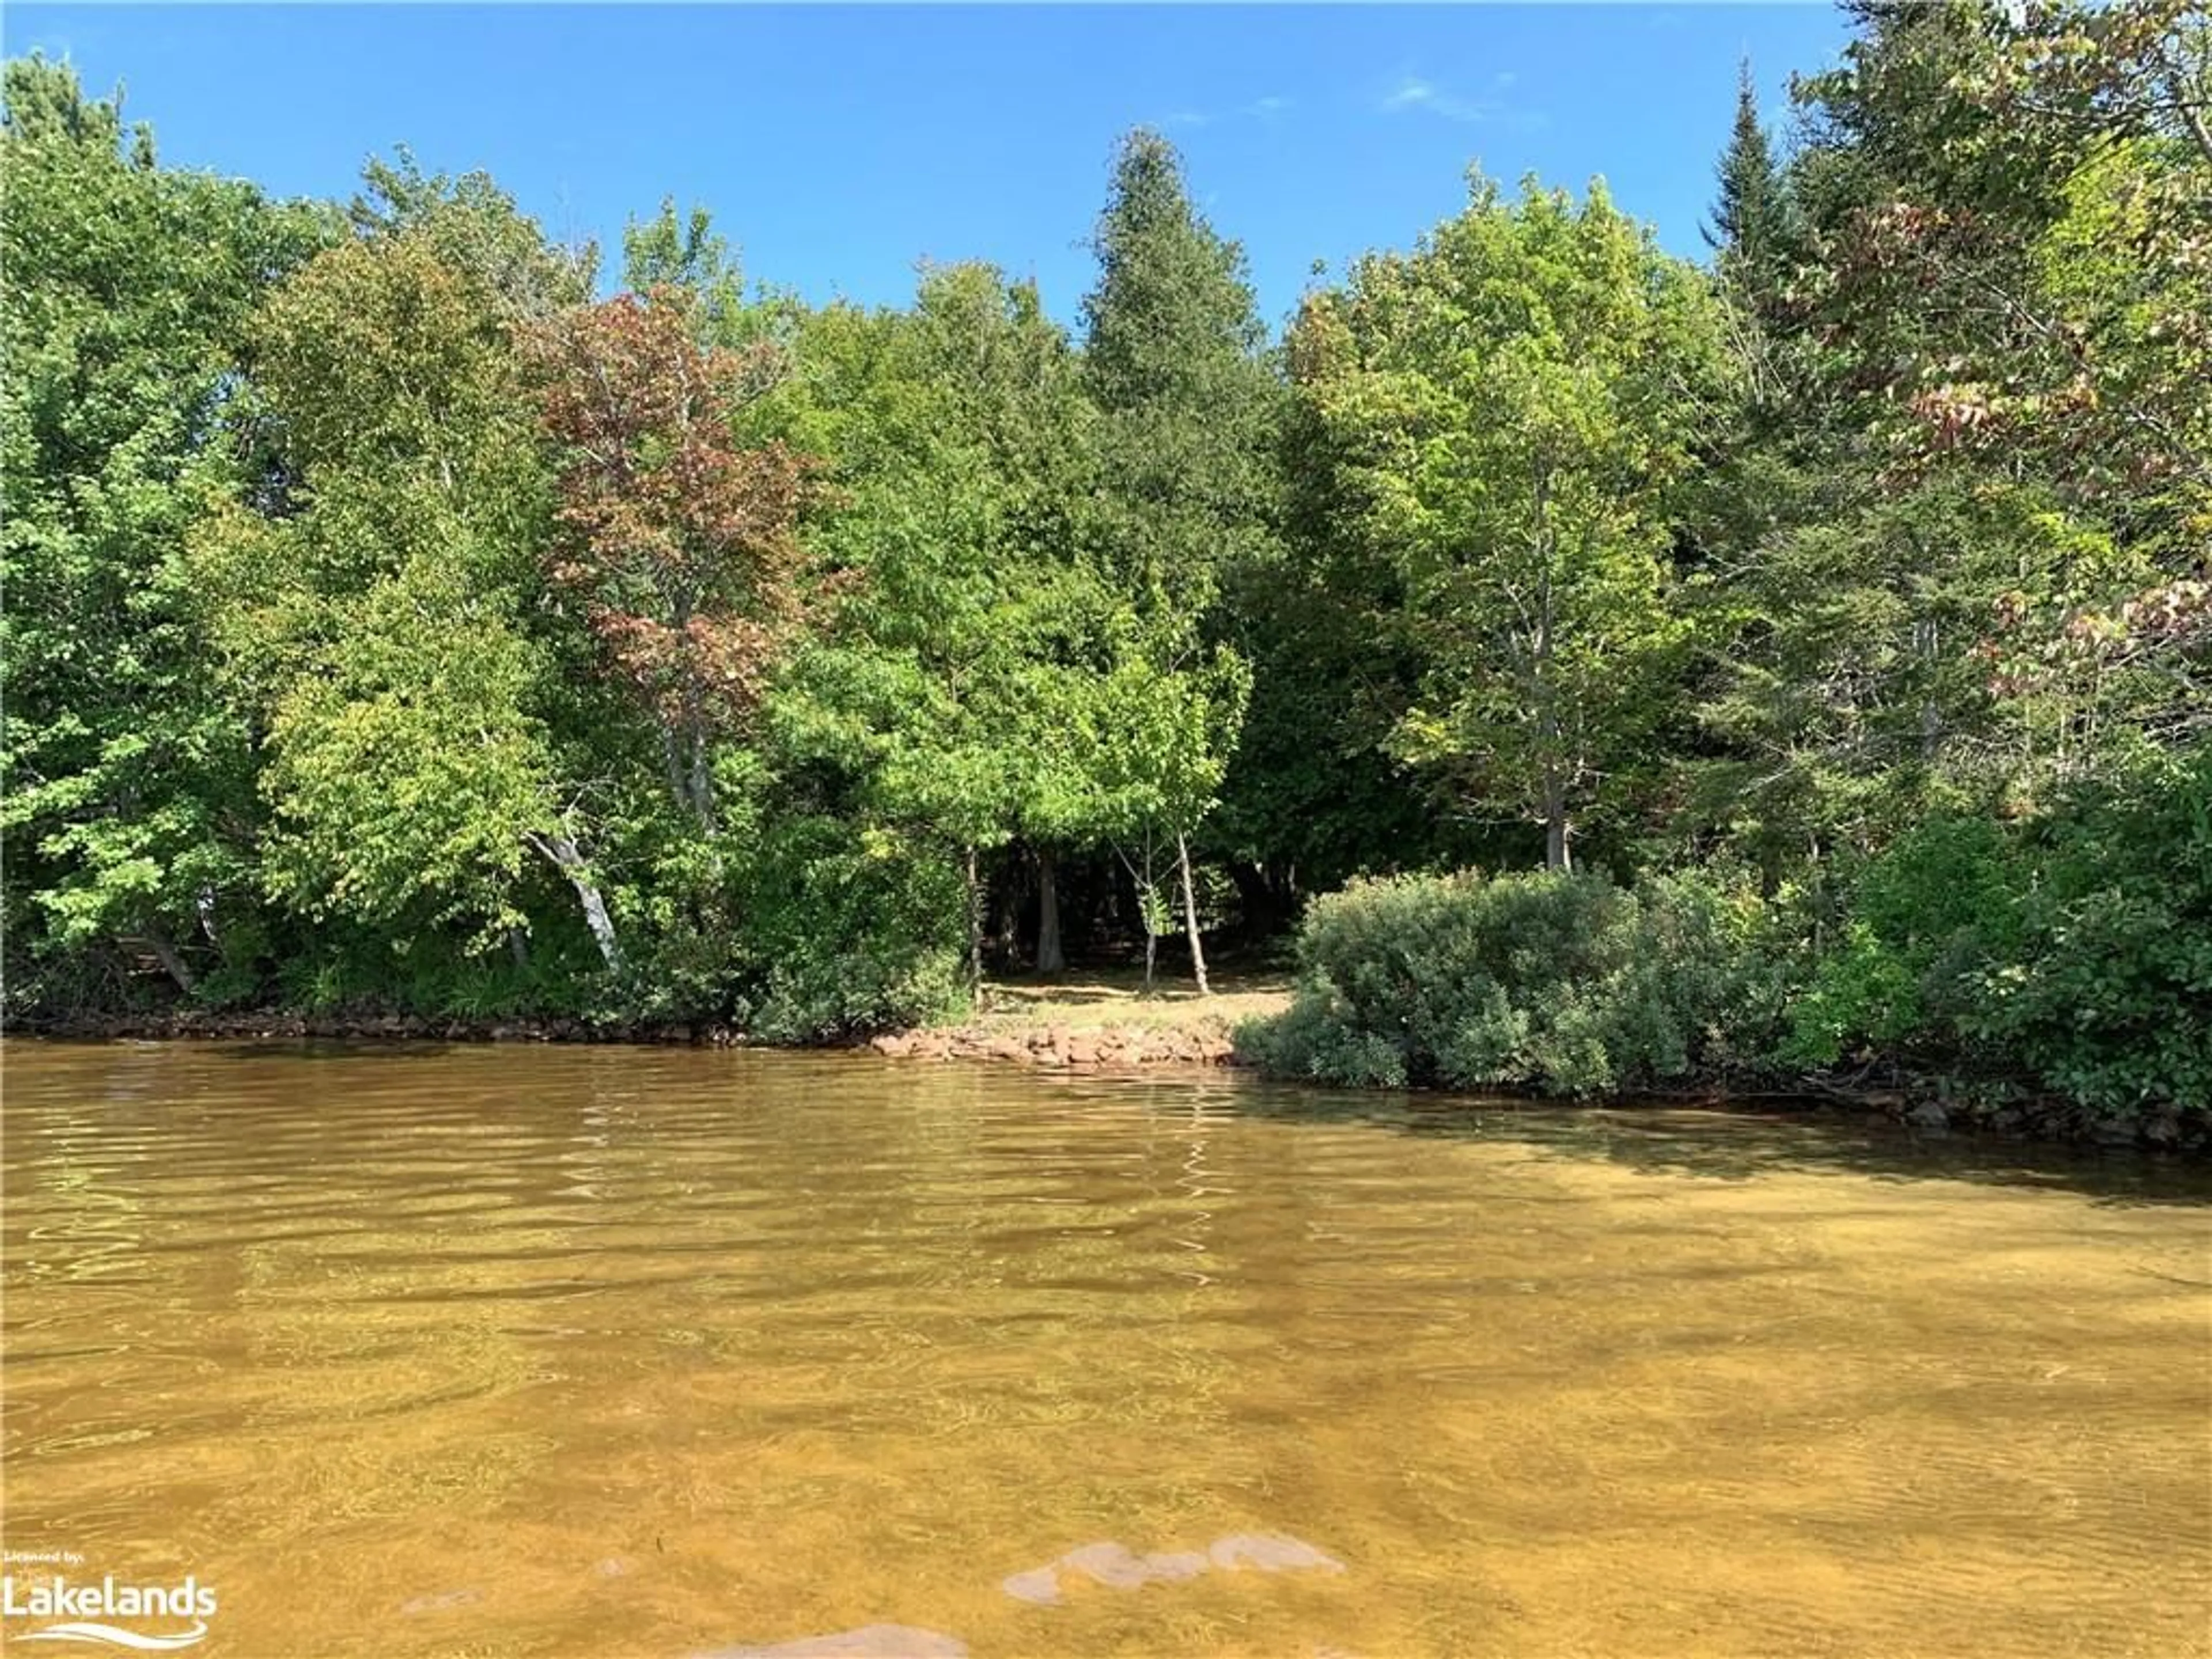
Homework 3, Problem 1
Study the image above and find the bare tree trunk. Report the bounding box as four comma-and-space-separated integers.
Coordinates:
1176, 832, 1210, 996
964, 844, 984, 1007
655, 715, 716, 834
1035, 847, 1066, 975
2165, 62, 2212, 171
1543, 768, 1571, 873
1122, 843, 1159, 990
527, 831, 622, 971
1916, 616, 1942, 764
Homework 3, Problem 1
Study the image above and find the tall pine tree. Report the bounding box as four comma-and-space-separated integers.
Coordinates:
1080, 130, 1277, 990
1704, 59, 1794, 298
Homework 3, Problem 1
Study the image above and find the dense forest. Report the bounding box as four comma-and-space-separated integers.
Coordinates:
5, 2, 2207, 1134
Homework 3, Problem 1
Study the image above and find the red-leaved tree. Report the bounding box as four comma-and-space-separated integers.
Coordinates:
530, 286, 807, 829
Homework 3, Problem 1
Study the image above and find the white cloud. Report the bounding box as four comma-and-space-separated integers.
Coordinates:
1379, 71, 1542, 128
1382, 75, 1445, 114
1157, 94, 1294, 130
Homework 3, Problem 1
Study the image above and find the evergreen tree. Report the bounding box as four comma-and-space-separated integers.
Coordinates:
1704, 59, 1794, 296
1079, 129, 1279, 989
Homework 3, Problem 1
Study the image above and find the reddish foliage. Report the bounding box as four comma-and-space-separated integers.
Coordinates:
528, 286, 810, 736
1978, 572, 2211, 698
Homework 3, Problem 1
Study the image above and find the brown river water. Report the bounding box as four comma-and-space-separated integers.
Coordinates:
3, 1040, 2209, 1658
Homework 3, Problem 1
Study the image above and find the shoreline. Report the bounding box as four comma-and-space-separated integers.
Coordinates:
868, 1023, 1240, 1069
8, 998, 2201, 1153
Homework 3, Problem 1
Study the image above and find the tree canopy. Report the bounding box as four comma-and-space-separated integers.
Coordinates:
5, 12, 2204, 1125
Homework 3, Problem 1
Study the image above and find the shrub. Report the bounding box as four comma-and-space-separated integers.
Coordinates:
1764, 751, 2210, 1122
1239, 868, 1763, 1097
1959, 749, 2212, 1116
1773, 815, 2026, 1071
731, 816, 967, 1043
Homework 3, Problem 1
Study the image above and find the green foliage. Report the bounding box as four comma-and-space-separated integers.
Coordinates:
1078, 130, 1281, 979
781, 261, 1113, 857
350, 146, 594, 322
2, 56, 327, 999
2, 20, 2201, 1142
1771, 753, 2211, 1119
1961, 750, 2212, 1114
1292, 175, 1731, 869
1082, 128, 1279, 618
1242, 869, 1763, 1097
1775, 815, 2025, 1068
733, 816, 967, 1043
185, 219, 590, 969
256, 562, 556, 943
1705, 58, 1798, 299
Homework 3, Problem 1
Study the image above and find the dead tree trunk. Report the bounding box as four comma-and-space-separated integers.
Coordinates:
527, 831, 622, 971
142, 927, 196, 995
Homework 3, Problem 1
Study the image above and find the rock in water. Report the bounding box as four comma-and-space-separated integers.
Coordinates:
1057, 1540, 1153, 1589
694, 1625, 969, 1658
399, 1588, 483, 1615
1001, 1535, 1343, 1604
1140, 1550, 1211, 1581
1209, 1534, 1346, 1574
999, 1566, 1062, 1605
1907, 1100, 1949, 1132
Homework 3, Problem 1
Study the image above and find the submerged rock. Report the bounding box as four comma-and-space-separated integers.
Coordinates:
999, 1566, 1062, 1605
1139, 1550, 1210, 1581
399, 1588, 483, 1615
1209, 1533, 1347, 1574
694, 1625, 968, 1658
1001, 1532, 1345, 1605
1058, 1540, 1154, 1589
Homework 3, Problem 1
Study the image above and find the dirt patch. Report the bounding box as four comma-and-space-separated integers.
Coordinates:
873, 968, 1292, 1071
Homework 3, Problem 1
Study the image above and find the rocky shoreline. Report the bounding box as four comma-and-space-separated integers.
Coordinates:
8, 1006, 1245, 1066
12, 1002, 1251, 1070
868, 1022, 1238, 1070
11, 1006, 2201, 1150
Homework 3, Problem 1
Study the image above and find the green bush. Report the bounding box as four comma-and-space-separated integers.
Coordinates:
1959, 750, 2212, 1116
1240, 868, 1764, 1096
1760, 751, 2209, 1122
1773, 815, 2026, 1070
730, 816, 967, 1043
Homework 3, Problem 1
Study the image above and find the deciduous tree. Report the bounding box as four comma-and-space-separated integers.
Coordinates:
1297, 176, 1729, 871
529, 288, 810, 833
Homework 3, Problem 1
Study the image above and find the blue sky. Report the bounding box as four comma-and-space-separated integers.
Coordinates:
7, 5, 1851, 334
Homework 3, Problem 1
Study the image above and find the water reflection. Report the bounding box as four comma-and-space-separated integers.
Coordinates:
2, 1040, 2207, 1658
1214, 1077, 2212, 1207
